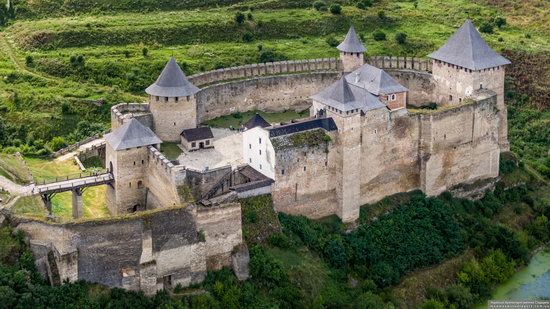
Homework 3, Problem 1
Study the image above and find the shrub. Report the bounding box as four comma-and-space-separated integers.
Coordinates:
235, 12, 245, 24
50, 136, 67, 151
325, 36, 339, 47
142, 47, 148, 57
329, 3, 342, 14
479, 23, 493, 34
395, 32, 407, 44
123, 50, 131, 58
242, 31, 254, 42
25, 55, 34, 67
247, 12, 253, 20
258, 49, 286, 63
356, 0, 372, 10
377, 10, 386, 20
372, 30, 386, 41
494, 17, 506, 28
323, 236, 348, 268
313, 0, 327, 11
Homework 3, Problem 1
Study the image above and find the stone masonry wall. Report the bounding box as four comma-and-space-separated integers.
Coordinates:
12, 207, 204, 292
271, 134, 338, 219
195, 203, 243, 270
420, 92, 500, 195
196, 72, 339, 123
145, 147, 184, 209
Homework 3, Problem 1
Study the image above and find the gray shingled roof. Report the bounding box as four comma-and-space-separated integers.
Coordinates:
105, 118, 162, 150
428, 19, 511, 70
311, 76, 385, 113
181, 127, 214, 142
346, 64, 408, 95
243, 113, 271, 130
145, 57, 200, 97
337, 26, 366, 53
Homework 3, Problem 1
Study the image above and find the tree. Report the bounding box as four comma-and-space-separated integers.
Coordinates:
0, 4, 7, 26
356, 0, 373, 10
7, 0, 15, 19
258, 49, 286, 63
242, 31, 254, 43
0, 116, 7, 146
325, 36, 339, 47
235, 12, 245, 24
395, 32, 407, 44
479, 23, 493, 34
329, 3, 342, 14
494, 17, 506, 28
372, 30, 386, 41
142, 47, 148, 57
25, 55, 33, 67
377, 10, 386, 21
313, 1, 327, 11
50, 136, 67, 151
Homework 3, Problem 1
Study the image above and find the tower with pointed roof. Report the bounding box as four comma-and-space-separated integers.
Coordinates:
337, 26, 366, 73
146, 57, 200, 142
104, 118, 162, 215
429, 19, 511, 150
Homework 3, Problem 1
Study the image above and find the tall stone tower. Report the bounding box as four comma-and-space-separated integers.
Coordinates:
146, 57, 200, 142
312, 77, 363, 223
105, 118, 162, 215
428, 19, 511, 151
337, 26, 366, 73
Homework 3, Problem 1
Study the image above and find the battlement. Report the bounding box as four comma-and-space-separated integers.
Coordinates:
188, 58, 341, 87
111, 103, 151, 129
366, 56, 432, 72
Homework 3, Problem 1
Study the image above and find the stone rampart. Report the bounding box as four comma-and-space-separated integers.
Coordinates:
366, 56, 432, 72
188, 58, 341, 87
145, 146, 186, 209
111, 103, 152, 131
196, 72, 338, 123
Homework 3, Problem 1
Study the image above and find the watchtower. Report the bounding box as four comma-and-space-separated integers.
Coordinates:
104, 118, 162, 215
337, 26, 366, 73
146, 57, 200, 142
428, 19, 511, 150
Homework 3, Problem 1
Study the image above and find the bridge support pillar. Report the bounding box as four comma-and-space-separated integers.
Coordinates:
41, 194, 53, 216
72, 188, 83, 219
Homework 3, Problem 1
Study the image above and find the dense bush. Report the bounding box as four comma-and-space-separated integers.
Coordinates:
479, 22, 493, 34
234, 12, 245, 24
313, 0, 327, 11
395, 32, 407, 44
372, 30, 386, 41
494, 16, 506, 28
329, 3, 342, 14
356, 0, 373, 10
325, 36, 339, 47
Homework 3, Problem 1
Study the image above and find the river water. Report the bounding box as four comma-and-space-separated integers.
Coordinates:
485, 247, 550, 306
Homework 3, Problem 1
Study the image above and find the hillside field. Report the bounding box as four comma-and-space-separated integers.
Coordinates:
0, 0, 548, 308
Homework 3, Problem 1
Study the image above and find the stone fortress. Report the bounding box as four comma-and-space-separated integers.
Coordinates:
10, 19, 510, 293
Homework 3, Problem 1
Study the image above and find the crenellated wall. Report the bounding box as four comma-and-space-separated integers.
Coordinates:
145, 146, 186, 209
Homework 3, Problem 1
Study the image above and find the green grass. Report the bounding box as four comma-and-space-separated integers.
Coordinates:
10, 196, 47, 219
24, 157, 82, 183
160, 142, 183, 161
204, 109, 309, 129
0, 154, 32, 185
241, 194, 282, 245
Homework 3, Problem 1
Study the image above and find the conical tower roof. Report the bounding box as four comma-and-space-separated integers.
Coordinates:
428, 19, 510, 70
145, 57, 200, 97
337, 26, 366, 53
105, 118, 162, 150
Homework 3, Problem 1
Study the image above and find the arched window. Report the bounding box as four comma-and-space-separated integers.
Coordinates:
138, 181, 143, 188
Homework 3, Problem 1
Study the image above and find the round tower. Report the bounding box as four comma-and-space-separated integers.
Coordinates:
337, 26, 366, 73
146, 57, 200, 142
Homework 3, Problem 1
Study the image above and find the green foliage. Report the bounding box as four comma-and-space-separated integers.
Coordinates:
242, 31, 254, 43
356, 0, 373, 10
49, 136, 66, 151
479, 22, 494, 34
258, 48, 286, 63
25, 55, 33, 67
494, 16, 507, 28
235, 12, 245, 24
325, 36, 339, 47
395, 32, 407, 44
141, 47, 148, 57
372, 30, 386, 41
377, 10, 386, 20
313, 0, 327, 11
329, 3, 342, 15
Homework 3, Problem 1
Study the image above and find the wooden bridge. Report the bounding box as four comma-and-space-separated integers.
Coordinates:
32, 172, 113, 219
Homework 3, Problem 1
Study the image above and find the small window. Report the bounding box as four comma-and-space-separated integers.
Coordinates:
303, 166, 306, 171
173, 122, 176, 126
191, 142, 196, 148
281, 169, 285, 175
259, 138, 262, 144
206, 140, 210, 146
186, 96, 190, 101
133, 161, 136, 165
449, 95, 453, 101
259, 150, 262, 155
175, 97, 179, 102
325, 161, 328, 166
138, 181, 143, 189
389, 94, 397, 101
141, 160, 144, 164
249, 158, 252, 163
249, 144, 251, 149
480, 83, 483, 89
129, 182, 132, 188
156, 96, 159, 101
164, 97, 168, 102
259, 164, 262, 170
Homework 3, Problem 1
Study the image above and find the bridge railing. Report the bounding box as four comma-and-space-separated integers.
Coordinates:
35, 170, 109, 186
32, 173, 113, 195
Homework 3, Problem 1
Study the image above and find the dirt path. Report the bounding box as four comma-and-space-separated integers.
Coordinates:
0, 32, 56, 81
0, 175, 34, 196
